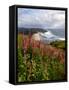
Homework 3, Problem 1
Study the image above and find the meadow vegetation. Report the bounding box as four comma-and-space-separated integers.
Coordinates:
17, 33, 65, 82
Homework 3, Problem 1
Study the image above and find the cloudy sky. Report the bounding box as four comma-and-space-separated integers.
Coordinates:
18, 8, 65, 29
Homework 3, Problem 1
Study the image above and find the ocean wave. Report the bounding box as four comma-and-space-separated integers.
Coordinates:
39, 31, 65, 42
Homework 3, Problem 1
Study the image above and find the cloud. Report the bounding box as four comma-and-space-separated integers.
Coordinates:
18, 8, 65, 29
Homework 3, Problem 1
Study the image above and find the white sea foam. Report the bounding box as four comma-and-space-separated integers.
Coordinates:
32, 31, 65, 43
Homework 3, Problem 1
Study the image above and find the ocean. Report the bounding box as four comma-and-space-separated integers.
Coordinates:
47, 29, 65, 38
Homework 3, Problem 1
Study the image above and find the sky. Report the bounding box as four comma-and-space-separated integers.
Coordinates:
18, 8, 65, 29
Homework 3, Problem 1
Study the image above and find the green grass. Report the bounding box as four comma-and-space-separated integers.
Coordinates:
50, 40, 65, 50
18, 34, 23, 48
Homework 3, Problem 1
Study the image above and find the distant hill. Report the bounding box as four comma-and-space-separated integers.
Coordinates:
18, 28, 47, 35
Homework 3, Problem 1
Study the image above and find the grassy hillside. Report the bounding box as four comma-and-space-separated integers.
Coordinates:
50, 41, 65, 50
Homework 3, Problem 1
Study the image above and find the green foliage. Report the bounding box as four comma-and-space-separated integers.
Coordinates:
46, 57, 65, 80
50, 40, 65, 50
17, 35, 65, 82
17, 46, 65, 82
18, 34, 23, 48
17, 48, 26, 82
